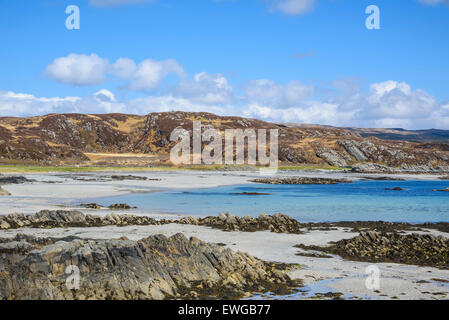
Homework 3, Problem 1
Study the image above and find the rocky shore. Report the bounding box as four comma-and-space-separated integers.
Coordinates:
0, 209, 448, 300
2, 210, 449, 236
0, 210, 170, 230
0, 175, 33, 185
0, 233, 299, 300
80, 203, 137, 210
178, 213, 304, 234
0, 211, 305, 234
250, 177, 352, 185
303, 231, 449, 269
304, 220, 449, 234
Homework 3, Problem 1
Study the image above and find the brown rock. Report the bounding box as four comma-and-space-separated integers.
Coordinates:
0, 186, 11, 196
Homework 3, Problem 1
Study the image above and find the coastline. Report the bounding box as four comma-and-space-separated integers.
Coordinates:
0, 170, 448, 300
0, 169, 446, 216
1, 220, 448, 300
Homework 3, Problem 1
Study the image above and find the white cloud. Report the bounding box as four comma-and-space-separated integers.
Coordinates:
171, 72, 234, 105
354, 81, 438, 124
268, 0, 316, 15
244, 79, 314, 108
240, 79, 448, 129
89, 0, 153, 8
126, 95, 230, 115
0, 89, 126, 116
45, 54, 109, 86
2, 79, 448, 130
0, 89, 233, 118
125, 59, 185, 91
46, 54, 185, 92
242, 101, 352, 126
110, 58, 137, 79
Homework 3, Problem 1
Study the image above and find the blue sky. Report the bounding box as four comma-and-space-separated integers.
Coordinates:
0, 0, 448, 129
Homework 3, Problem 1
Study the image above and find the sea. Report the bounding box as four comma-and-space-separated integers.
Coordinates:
93, 180, 449, 223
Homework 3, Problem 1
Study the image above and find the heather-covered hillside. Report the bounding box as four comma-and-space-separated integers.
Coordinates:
1, 112, 448, 173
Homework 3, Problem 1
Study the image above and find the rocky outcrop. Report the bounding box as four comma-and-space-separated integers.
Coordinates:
352, 163, 395, 173
352, 162, 449, 174
315, 147, 349, 167
0, 187, 10, 196
339, 140, 375, 162
80, 203, 137, 210
179, 213, 304, 234
385, 187, 405, 191
2, 210, 449, 239
80, 203, 104, 209
108, 204, 136, 210
110, 175, 148, 181
361, 176, 405, 181
0, 211, 305, 234
0, 210, 170, 230
323, 231, 449, 269
0, 234, 299, 300
0, 175, 32, 185
251, 177, 352, 185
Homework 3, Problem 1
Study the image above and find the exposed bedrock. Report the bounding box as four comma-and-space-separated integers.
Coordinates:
305, 231, 449, 269
0, 233, 299, 300
315, 147, 349, 167
178, 213, 304, 234
0, 175, 33, 185
0, 211, 305, 234
250, 177, 352, 185
352, 162, 449, 173
2, 211, 449, 239
0, 210, 171, 230
338, 140, 372, 162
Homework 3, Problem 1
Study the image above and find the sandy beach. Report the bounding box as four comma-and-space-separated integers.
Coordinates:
1, 170, 448, 300
1, 223, 448, 300
0, 170, 444, 215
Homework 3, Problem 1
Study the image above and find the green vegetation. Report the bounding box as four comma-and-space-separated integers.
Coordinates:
0, 164, 346, 173
0, 165, 175, 173
278, 165, 346, 171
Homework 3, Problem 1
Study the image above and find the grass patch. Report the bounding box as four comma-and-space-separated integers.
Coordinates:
278, 165, 346, 171
0, 164, 347, 173
0, 165, 178, 173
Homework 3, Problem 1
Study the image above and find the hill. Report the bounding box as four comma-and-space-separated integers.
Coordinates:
0, 112, 448, 173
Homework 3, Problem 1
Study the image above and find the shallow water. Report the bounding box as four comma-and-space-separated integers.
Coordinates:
93, 180, 449, 223
248, 277, 373, 300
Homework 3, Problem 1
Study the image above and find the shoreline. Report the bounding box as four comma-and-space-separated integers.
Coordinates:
1, 170, 448, 300
1, 217, 448, 300
1, 170, 447, 216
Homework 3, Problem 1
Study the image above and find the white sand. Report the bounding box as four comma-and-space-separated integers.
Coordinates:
0, 170, 448, 300
0, 170, 443, 215
0, 224, 448, 300
0, 171, 254, 215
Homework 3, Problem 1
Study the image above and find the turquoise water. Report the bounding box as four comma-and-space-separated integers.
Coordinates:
93, 180, 449, 223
